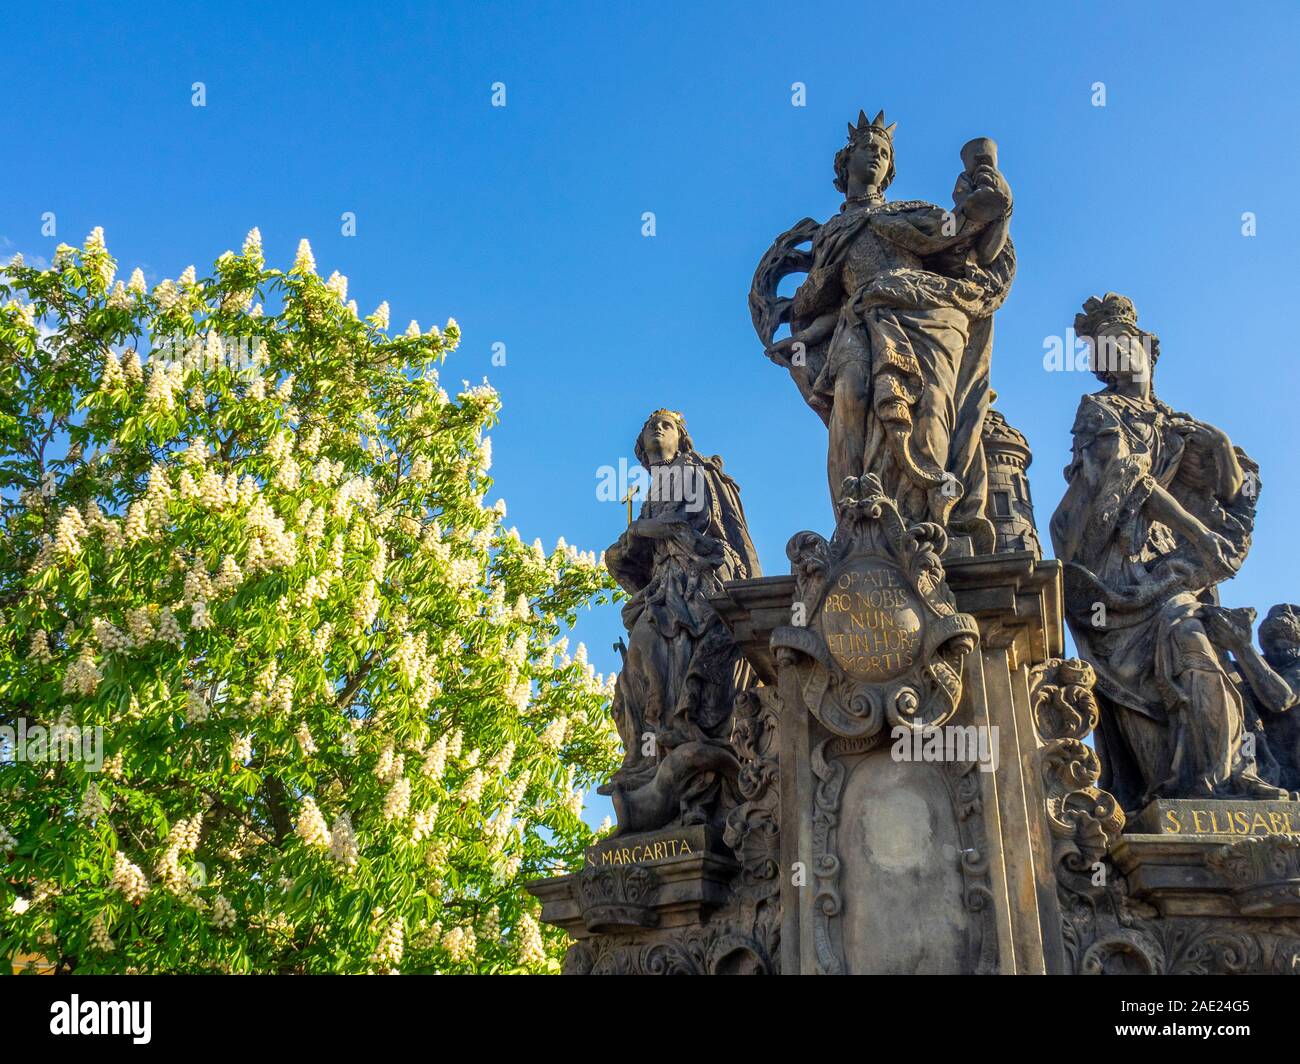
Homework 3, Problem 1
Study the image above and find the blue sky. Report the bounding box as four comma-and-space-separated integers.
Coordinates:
8, 1, 1300, 823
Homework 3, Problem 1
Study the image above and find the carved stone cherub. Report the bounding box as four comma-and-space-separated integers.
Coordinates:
599, 410, 761, 836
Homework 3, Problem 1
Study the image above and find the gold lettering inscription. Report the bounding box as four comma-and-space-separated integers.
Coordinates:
820, 561, 923, 683
1160, 806, 1300, 838
596, 837, 692, 866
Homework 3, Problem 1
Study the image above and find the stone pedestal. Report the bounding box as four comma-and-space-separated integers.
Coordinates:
1055, 806, 1300, 973
530, 539, 1300, 975
527, 825, 737, 940
713, 549, 1072, 974
525, 823, 780, 974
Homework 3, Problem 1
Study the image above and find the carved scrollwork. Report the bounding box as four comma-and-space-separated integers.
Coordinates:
1032, 658, 1099, 742
564, 924, 774, 976
1080, 931, 1164, 975
810, 737, 847, 976
772, 474, 978, 747
945, 758, 999, 974
1032, 659, 1125, 883
722, 685, 783, 971
575, 864, 660, 934
1206, 837, 1300, 917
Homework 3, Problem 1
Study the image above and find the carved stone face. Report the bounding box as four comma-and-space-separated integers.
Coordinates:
640, 414, 681, 465
847, 132, 892, 191
1092, 325, 1151, 385
1261, 605, 1300, 667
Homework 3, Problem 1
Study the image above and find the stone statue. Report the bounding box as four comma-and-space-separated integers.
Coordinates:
750, 111, 1016, 551
599, 410, 762, 835
1203, 603, 1300, 791
1049, 293, 1288, 811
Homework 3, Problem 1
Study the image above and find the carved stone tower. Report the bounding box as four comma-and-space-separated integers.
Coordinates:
982, 401, 1041, 557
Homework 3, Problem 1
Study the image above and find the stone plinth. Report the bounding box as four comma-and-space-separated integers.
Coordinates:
1113, 802, 1300, 919
1128, 798, 1300, 840
1058, 799, 1300, 972
712, 549, 1071, 974
526, 825, 738, 941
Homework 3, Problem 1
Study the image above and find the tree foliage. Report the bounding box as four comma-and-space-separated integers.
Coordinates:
0, 229, 619, 972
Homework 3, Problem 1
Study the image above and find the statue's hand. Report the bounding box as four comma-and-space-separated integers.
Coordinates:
962, 166, 1012, 221
1159, 557, 1198, 589
631, 516, 689, 541
765, 335, 801, 367
1193, 528, 1237, 579
1170, 415, 1229, 451
1203, 605, 1255, 651
629, 517, 669, 540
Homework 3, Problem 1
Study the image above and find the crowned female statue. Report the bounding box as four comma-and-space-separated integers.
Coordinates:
600, 410, 762, 835
751, 111, 1016, 550
1049, 294, 1289, 811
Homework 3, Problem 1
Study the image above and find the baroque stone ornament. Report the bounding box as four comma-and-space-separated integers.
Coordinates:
1034, 658, 1125, 873
1050, 293, 1288, 812
574, 864, 660, 933
772, 473, 980, 744
1031, 648, 1300, 976
981, 400, 1041, 556
601, 410, 762, 836
750, 110, 1016, 550
1028, 656, 1165, 975
1206, 837, 1300, 916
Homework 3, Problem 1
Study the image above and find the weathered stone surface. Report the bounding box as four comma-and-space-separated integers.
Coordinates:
1050, 293, 1286, 811
1113, 834, 1300, 920
1130, 799, 1300, 839
750, 111, 1015, 549
835, 749, 980, 973
600, 409, 761, 836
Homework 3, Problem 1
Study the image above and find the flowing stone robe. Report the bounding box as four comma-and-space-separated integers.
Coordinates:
601, 451, 761, 829
1050, 392, 1284, 811
791, 200, 1015, 548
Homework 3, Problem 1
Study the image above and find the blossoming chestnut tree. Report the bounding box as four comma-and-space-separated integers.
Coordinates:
0, 228, 620, 973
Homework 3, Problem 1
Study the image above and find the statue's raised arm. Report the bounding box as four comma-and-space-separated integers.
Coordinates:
749, 111, 1015, 552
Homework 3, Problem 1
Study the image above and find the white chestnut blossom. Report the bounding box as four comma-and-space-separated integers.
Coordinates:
0, 230, 618, 974
111, 852, 150, 903
295, 797, 331, 848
